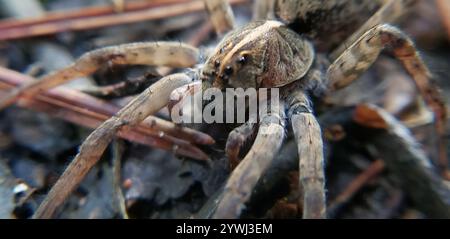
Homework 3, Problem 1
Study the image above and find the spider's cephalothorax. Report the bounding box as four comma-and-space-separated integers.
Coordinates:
0, 0, 447, 219
201, 20, 314, 90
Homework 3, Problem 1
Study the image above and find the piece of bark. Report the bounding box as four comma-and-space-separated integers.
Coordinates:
353, 104, 450, 218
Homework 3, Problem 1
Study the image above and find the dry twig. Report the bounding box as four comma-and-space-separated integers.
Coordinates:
328, 159, 385, 215
0, 0, 189, 30
0, 66, 212, 160
112, 140, 129, 219
0, 0, 247, 41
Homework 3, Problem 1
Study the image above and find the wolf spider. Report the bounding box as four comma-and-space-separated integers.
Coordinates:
0, 0, 446, 219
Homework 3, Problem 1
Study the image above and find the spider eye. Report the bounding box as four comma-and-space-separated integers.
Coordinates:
237, 55, 247, 64
224, 66, 233, 76
214, 60, 220, 68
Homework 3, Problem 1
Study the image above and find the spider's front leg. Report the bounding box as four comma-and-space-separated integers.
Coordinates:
33, 73, 197, 219
287, 90, 326, 219
203, 0, 235, 35
327, 24, 449, 178
214, 101, 286, 218
330, 0, 420, 60
253, 0, 276, 20
225, 113, 258, 169
0, 42, 199, 110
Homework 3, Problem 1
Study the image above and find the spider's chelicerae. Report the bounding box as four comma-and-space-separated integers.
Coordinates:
0, 0, 447, 218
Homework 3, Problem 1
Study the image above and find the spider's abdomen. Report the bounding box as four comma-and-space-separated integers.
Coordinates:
275, 0, 384, 50
201, 20, 314, 90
